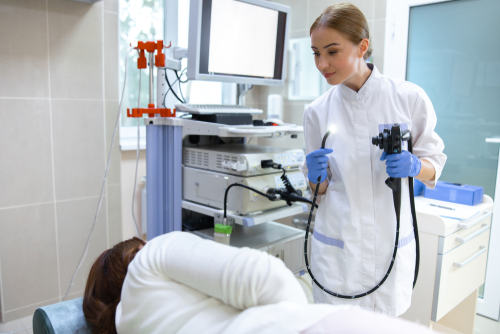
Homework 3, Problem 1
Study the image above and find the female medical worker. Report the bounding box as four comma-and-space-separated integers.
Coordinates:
301, 3, 446, 316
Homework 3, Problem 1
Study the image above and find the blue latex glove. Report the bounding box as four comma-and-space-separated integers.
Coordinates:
306, 148, 333, 183
380, 151, 421, 178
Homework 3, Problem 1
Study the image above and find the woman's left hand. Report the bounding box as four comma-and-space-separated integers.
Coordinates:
380, 151, 421, 178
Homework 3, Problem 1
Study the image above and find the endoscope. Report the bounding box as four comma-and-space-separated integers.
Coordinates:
302, 123, 420, 299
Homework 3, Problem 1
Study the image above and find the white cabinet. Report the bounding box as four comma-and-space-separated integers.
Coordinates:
401, 196, 493, 334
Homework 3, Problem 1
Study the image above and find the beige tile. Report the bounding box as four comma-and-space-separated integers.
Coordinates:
283, 102, 307, 126
107, 183, 123, 247
290, 30, 310, 39
104, 12, 119, 101
258, 81, 289, 107
104, 0, 118, 13
309, 0, 375, 27
57, 197, 108, 296
271, 0, 308, 32
0, 100, 54, 208
120, 150, 146, 241
65, 290, 84, 301
372, 19, 386, 74
243, 86, 261, 108
1, 297, 60, 324
0, 318, 23, 332
0, 204, 60, 312
47, 0, 103, 99
105, 100, 122, 185
0, 1, 49, 98
18, 314, 33, 330
374, 0, 387, 20
51, 100, 105, 200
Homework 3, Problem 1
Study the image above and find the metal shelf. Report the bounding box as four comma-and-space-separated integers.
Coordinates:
145, 117, 303, 139
182, 200, 308, 227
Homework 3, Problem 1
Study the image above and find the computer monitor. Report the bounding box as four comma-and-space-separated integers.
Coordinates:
187, 0, 290, 86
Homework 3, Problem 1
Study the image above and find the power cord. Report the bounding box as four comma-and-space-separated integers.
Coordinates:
61, 46, 139, 302
162, 68, 186, 107
175, 69, 188, 102
164, 68, 185, 104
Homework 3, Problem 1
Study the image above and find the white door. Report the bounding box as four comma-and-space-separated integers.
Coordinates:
384, 0, 500, 321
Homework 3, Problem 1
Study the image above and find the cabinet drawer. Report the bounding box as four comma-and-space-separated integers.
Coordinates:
438, 211, 492, 254
432, 229, 489, 321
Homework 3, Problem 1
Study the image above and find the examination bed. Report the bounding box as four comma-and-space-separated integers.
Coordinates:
33, 297, 91, 334
32, 232, 434, 333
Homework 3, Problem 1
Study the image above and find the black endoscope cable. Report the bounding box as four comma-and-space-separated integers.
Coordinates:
408, 136, 420, 287
303, 132, 420, 299
223, 184, 277, 220
222, 165, 317, 221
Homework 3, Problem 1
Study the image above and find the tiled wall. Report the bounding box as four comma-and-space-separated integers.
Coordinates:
0, 0, 122, 322
245, 0, 387, 149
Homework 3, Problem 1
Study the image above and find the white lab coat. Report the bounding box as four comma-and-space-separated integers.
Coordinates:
300, 64, 446, 316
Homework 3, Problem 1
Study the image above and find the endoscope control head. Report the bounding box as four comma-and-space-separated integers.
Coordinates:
371, 124, 410, 155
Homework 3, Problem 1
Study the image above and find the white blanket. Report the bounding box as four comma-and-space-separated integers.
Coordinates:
116, 231, 433, 334
116, 231, 340, 334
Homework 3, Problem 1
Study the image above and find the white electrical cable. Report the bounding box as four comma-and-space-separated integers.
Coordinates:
131, 69, 142, 238
61, 46, 137, 302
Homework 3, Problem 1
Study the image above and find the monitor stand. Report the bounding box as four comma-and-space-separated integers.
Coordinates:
237, 84, 253, 105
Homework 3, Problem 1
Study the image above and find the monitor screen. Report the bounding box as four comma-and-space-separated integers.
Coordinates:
188, 0, 289, 85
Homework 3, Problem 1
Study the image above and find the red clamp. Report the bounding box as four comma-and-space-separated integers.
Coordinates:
135, 40, 170, 69
127, 106, 176, 118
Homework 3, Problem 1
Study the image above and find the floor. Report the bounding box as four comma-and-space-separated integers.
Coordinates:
0, 312, 498, 333
0, 315, 33, 334
474, 315, 500, 334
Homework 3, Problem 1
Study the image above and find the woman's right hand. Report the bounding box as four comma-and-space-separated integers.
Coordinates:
306, 148, 333, 183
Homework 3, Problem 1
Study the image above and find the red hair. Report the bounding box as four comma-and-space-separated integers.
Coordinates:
83, 237, 146, 334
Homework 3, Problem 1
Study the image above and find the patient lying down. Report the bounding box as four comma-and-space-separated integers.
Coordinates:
83, 232, 433, 334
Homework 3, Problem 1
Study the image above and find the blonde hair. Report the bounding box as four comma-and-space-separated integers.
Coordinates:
310, 2, 372, 60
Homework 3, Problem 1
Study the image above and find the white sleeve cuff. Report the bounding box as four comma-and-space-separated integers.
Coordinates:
420, 158, 441, 189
